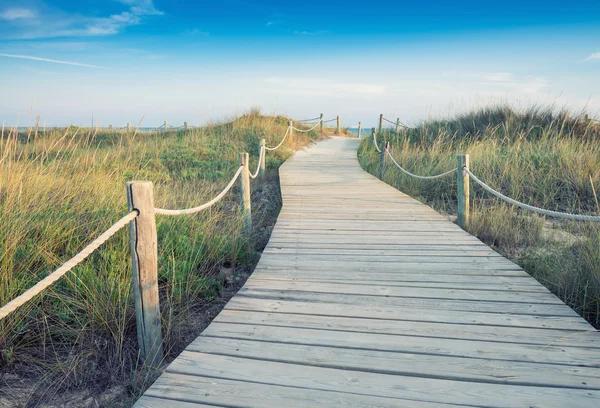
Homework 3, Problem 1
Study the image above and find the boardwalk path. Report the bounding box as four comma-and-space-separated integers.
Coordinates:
136, 137, 600, 407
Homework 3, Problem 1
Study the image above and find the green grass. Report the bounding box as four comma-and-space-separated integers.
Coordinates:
359, 105, 600, 327
0, 110, 321, 404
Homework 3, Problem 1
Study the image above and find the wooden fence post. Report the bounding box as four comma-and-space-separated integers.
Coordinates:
127, 123, 131, 133
288, 120, 293, 144
358, 122, 362, 138
336, 116, 341, 135
163, 121, 168, 132
320, 113, 324, 134
379, 141, 389, 180
395, 118, 400, 139
371, 127, 376, 147
239, 153, 252, 234
126, 181, 164, 367
457, 154, 470, 229
109, 124, 113, 130
184, 122, 188, 131
259, 139, 266, 178
378, 114, 383, 136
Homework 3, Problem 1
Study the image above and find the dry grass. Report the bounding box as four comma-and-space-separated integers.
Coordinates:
0, 110, 321, 405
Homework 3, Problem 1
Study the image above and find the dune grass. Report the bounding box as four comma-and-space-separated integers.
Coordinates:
0, 111, 320, 405
359, 105, 600, 327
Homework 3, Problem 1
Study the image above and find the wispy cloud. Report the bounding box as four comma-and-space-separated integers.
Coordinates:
585, 52, 600, 61
0, 1, 163, 39
0, 53, 103, 68
0, 8, 36, 20
293, 30, 328, 36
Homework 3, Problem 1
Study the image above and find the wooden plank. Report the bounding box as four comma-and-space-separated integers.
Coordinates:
141, 372, 463, 408
212, 309, 599, 348
240, 279, 563, 304
188, 336, 600, 390
238, 289, 580, 316
224, 297, 592, 330
202, 322, 600, 367
162, 352, 600, 407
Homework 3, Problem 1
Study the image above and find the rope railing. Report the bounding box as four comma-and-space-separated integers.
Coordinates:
249, 145, 264, 179
265, 126, 291, 151
155, 166, 244, 216
386, 147, 457, 180
383, 117, 410, 128
295, 116, 322, 123
291, 121, 321, 133
368, 113, 600, 227
0, 211, 138, 321
0, 112, 324, 365
463, 167, 600, 221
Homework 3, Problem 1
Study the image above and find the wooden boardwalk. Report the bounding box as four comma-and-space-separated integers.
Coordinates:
136, 137, 600, 407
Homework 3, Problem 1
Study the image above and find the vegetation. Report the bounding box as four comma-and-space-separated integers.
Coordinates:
0, 111, 320, 405
359, 105, 600, 327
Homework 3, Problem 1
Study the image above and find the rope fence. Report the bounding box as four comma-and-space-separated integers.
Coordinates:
0, 211, 138, 320
155, 166, 244, 216
369, 113, 600, 227
463, 167, 600, 222
1, 112, 331, 366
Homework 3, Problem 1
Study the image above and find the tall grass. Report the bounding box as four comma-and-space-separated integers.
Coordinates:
0, 111, 320, 404
359, 105, 600, 327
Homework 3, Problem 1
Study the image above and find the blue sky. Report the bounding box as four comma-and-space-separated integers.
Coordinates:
0, 0, 599, 127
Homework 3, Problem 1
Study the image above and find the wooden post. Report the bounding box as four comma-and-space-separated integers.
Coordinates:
395, 118, 400, 138
320, 113, 324, 134
371, 127, 376, 147
184, 122, 188, 131
357, 122, 362, 138
239, 153, 252, 234
288, 120, 293, 144
259, 139, 266, 178
336, 116, 341, 135
457, 154, 470, 229
127, 123, 131, 133
378, 114, 383, 136
109, 124, 113, 130
379, 141, 389, 180
163, 121, 168, 132
126, 181, 164, 367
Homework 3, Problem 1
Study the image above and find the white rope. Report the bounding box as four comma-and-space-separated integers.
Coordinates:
386, 148, 457, 180
265, 126, 290, 151
322, 118, 338, 123
291, 121, 321, 133
296, 116, 321, 123
0, 211, 138, 321
249, 146, 264, 179
372, 130, 382, 153
155, 166, 243, 215
383, 117, 410, 128
340, 119, 359, 129
464, 167, 600, 221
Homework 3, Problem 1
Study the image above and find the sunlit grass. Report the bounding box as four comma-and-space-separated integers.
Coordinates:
0, 110, 320, 403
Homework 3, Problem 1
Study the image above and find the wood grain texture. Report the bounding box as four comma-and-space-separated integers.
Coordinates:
135, 137, 600, 407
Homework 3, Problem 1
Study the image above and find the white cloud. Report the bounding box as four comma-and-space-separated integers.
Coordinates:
585, 52, 600, 61
0, 53, 103, 68
0, 8, 36, 20
293, 30, 328, 36
0, 1, 162, 39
